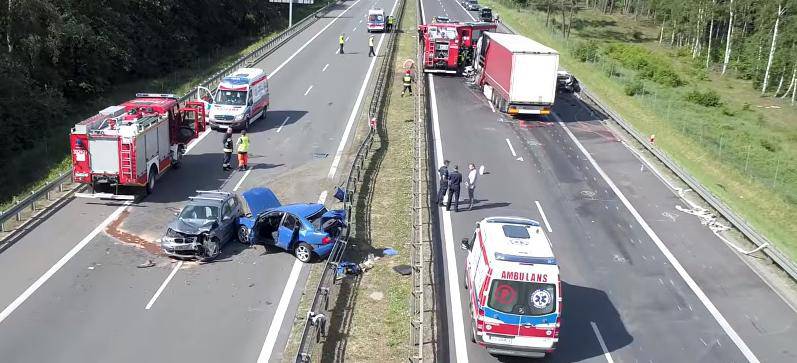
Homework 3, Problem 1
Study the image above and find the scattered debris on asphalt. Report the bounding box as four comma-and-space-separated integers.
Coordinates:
137, 260, 156, 268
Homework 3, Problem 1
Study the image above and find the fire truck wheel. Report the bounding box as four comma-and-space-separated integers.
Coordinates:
146, 167, 157, 194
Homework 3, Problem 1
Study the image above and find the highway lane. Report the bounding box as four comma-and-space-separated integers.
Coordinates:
0, 0, 399, 361
422, 0, 797, 362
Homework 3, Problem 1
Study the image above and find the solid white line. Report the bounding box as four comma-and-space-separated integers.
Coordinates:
0, 202, 131, 325
144, 261, 183, 310
184, 129, 211, 154
429, 75, 469, 363
318, 190, 328, 204
322, 63, 330, 72
304, 85, 314, 96
556, 115, 760, 363
269, 0, 363, 77
277, 116, 291, 133
327, 0, 400, 179
505, 138, 517, 157
535, 201, 553, 233
233, 168, 252, 191
591, 322, 616, 363
454, 0, 477, 21
256, 258, 304, 362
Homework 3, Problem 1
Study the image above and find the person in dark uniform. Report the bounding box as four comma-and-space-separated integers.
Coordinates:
222, 127, 233, 171
436, 160, 450, 206
446, 165, 463, 212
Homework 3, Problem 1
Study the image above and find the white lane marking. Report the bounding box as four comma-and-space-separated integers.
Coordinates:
487, 99, 496, 113
269, 0, 363, 77
304, 85, 314, 96
505, 138, 517, 156
0, 202, 131, 325
345, 36, 350, 41
277, 116, 291, 133
353, 26, 358, 31
557, 116, 760, 363
256, 189, 327, 362
591, 322, 616, 363
233, 167, 252, 191
455, 0, 477, 21
327, 0, 400, 179
322, 63, 330, 72
144, 261, 183, 310
359, 19, 363, 24
429, 75, 469, 363
184, 129, 211, 153
535, 201, 553, 233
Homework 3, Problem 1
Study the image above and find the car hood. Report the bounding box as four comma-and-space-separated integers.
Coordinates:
168, 218, 215, 235
242, 187, 282, 216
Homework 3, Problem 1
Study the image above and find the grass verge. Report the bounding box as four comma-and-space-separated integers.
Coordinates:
484, 0, 797, 261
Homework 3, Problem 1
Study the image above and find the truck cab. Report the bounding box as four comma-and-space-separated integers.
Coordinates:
367, 8, 386, 32
198, 67, 269, 131
461, 217, 561, 358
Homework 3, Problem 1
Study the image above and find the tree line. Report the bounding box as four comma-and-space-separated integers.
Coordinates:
0, 0, 290, 201
518, 0, 797, 103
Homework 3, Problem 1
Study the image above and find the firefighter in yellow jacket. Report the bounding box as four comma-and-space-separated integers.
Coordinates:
236, 130, 250, 171
401, 69, 413, 97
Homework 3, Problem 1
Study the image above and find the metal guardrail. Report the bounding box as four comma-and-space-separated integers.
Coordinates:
0, 2, 337, 243
293, 0, 407, 360
497, 21, 797, 281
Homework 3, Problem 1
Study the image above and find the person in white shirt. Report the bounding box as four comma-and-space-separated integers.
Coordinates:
466, 163, 478, 210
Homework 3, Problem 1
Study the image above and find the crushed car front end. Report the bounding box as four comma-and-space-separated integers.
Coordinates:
161, 228, 208, 258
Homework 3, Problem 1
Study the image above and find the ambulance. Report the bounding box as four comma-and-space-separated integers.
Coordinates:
367, 8, 386, 32
460, 216, 561, 358
197, 67, 269, 131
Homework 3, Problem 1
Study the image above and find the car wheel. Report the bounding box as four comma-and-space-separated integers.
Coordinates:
238, 225, 251, 245
202, 237, 221, 261
294, 242, 313, 263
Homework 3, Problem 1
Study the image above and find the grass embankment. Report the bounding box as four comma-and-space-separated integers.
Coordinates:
1, 3, 325, 211
335, 0, 417, 360
485, 0, 797, 260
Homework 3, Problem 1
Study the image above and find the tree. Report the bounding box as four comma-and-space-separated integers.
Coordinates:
722, 0, 735, 75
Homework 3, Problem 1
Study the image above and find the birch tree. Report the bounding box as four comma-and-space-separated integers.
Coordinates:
722, 0, 734, 75
762, 2, 786, 94
706, 0, 716, 68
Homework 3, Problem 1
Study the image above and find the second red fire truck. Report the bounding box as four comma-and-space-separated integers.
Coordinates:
418, 21, 496, 74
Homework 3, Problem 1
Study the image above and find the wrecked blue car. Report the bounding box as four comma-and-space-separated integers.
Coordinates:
237, 187, 346, 262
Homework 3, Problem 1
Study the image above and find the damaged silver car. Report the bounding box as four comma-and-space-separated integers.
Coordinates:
161, 190, 243, 260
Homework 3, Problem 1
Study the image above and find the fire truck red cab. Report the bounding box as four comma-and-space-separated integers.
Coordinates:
70, 93, 206, 199
418, 21, 496, 74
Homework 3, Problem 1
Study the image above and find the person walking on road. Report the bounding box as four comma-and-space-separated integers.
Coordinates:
222, 127, 234, 171
339, 33, 345, 54
401, 69, 413, 97
446, 165, 463, 212
436, 160, 450, 206
236, 130, 250, 171
368, 35, 376, 57
465, 163, 478, 210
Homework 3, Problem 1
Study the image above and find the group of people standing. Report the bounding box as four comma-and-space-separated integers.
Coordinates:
222, 127, 250, 171
436, 160, 479, 212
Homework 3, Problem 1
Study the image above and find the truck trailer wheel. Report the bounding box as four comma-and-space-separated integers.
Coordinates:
145, 167, 157, 195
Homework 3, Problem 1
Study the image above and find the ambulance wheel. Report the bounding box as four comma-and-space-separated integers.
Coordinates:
146, 167, 157, 195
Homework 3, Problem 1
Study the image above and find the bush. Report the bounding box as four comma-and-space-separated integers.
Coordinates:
605, 43, 684, 87
624, 80, 645, 96
685, 89, 722, 107
573, 40, 600, 62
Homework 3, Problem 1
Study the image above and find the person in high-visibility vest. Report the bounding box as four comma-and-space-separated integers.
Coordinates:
401, 69, 413, 97
236, 130, 250, 171
387, 16, 395, 32
368, 35, 376, 57
222, 127, 234, 171
339, 33, 345, 54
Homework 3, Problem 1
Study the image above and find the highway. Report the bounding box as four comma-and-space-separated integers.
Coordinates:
0, 0, 399, 362
420, 0, 797, 362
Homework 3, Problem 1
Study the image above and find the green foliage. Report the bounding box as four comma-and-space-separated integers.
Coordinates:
624, 79, 645, 96
573, 40, 601, 62
605, 43, 684, 87
685, 89, 723, 107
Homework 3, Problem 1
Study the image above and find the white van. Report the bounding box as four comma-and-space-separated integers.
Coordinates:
461, 216, 562, 358
367, 8, 386, 32
198, 67, 269, 131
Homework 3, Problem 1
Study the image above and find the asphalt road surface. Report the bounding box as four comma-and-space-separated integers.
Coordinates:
0, 0, 399, 362
420, 0, 797, 362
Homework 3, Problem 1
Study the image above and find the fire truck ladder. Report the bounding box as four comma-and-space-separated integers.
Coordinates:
119, 141, 136, 181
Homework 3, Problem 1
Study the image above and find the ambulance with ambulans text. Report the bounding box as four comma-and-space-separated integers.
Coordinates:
461, 216, 561, 358
197, 67, 269, 131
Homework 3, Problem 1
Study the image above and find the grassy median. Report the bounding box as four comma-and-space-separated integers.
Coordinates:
484, 0, 797, 260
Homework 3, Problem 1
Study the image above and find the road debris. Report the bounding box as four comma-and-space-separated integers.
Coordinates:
137, 260, 156, 268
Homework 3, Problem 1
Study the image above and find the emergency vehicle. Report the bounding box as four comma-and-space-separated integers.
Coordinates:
417, 21, 496, 73
70, 93, 207, 199
461, 216, 561, 358
367, 8, 386, 32
197, 67, 269, 131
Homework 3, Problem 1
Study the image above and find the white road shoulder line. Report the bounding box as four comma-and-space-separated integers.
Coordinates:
505, 138, 517, 156
429, 75, 469, 363
233, 168, 253, 191
277, 116, 291, 133
535, 200, 553, 233
327, 0, 400, 180
0, 202, 131, 325
557, 116, 759, 363
144, 261, 183, 310
591, 322, 616, 363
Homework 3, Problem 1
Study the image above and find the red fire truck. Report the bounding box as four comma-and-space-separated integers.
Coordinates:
418, 21, 496, 73
70, 93, 207, 200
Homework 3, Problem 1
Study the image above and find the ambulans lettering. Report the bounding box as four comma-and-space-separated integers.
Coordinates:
500, 271, 548, 282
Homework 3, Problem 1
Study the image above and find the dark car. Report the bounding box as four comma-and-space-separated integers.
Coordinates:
479, 7, 493, 22
237, 188, 346, 263
161, 190, 243, 260
557, 71, 581, 93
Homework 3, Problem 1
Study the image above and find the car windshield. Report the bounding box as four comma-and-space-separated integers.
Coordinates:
214, 90, 247, 106
307, 207, 328, 228
179, 205, 219, 224
488, 280, 556, 316
368, 14, 384, 22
